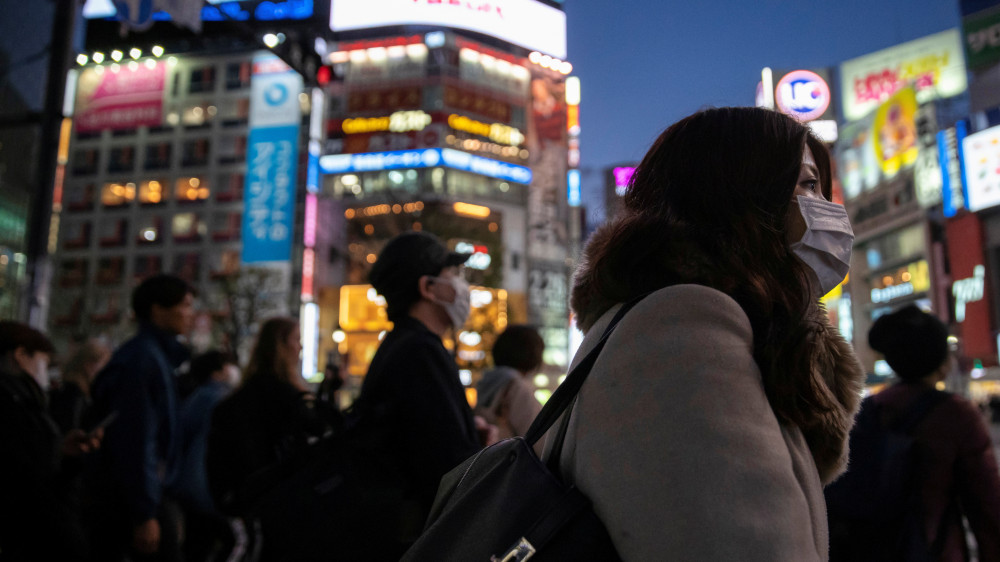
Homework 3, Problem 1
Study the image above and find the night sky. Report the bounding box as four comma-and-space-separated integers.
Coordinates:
565, 0, 964, 223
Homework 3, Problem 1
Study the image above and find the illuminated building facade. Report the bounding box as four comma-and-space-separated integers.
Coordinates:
318, 0, 576, 396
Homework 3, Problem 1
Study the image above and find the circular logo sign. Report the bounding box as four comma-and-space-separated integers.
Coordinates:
264, 83, 288, 107
775, 70, 830, 122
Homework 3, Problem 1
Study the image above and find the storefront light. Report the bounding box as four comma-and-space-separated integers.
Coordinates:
92, 51, 105, 64
129, 48, 141, 59
110, 50, 123, 62
151, 45, 164, 57
76, 54, 88, 66
332, 330, 346, 343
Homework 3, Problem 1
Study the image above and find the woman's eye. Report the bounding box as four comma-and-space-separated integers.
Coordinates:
800, 179, 818, 191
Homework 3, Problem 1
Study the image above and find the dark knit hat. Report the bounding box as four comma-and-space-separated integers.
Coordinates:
868, 305, 949, 381
369, 231, 470, 320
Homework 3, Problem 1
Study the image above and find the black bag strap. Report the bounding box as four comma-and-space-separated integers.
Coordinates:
524, 294, 647, 447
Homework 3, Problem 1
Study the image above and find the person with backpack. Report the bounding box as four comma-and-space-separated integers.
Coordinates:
474, 324, 544, 448
827, 305, 1000, 561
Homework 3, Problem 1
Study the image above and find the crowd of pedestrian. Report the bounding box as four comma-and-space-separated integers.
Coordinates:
2, 106, 1000, 561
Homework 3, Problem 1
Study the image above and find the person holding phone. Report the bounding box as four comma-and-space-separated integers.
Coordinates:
0, 321, 102, 561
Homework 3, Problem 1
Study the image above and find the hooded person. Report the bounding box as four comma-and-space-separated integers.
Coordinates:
349, 230, 485, 559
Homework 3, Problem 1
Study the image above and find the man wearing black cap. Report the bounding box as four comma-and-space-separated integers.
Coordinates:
352, 230, 484, 555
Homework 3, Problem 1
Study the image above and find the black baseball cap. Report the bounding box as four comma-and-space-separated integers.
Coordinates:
369, 231, 470, 317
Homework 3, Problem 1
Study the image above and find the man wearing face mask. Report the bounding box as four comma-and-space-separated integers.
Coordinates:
0, 321, 100, 561
353, 230, 484, 557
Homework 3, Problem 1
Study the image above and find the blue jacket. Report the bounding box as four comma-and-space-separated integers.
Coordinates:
174, 380, 230, 515
90, 323, 188, 523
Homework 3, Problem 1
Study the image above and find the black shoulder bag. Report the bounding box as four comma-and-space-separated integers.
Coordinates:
401, 297, 645, 561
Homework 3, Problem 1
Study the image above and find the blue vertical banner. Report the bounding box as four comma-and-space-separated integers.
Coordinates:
242, 53, 302, 264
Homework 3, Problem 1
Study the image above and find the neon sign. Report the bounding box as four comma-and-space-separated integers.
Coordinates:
342, 111, 432, 134
83, 0, 314, 22
953, 265, 985, 322
448, 114, 524, 146
319, 148, 532, 184
774, 70, 830, 122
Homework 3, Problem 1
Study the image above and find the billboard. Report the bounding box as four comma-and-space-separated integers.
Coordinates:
839, 29, 967, 122
241, 53, 302, 264
962, 123, 1000, 212
74, 61, 166, 132
963, 5, 1000, 69
329, 0, 567, 59
773, 69, 834, 123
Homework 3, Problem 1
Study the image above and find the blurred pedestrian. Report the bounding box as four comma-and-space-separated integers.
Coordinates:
86, 274, 196, 562
49, 337, 111, 434
350, 231, 487, 558
827, 305, 1000, 561
174, 350, 240, 561
475, 324, 544, 448
550, 107, 865, 559
207, 316, 335, 560
0, 321, 101, 561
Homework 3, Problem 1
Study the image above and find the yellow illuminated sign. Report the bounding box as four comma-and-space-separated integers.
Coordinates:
342, 110, 431, 134
448, 114, 524, 146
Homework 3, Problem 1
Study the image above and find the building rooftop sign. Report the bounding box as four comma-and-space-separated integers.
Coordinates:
330, 0, 567, 59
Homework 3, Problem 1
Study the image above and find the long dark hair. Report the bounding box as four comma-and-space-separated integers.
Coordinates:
244, 317, 299, 384
572, 107, 834, 430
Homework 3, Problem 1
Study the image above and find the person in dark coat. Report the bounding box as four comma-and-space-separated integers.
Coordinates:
49, 337, 111, 434
0, 321, 101, 561
86, 274, 195, 562
173, 350, 240, 561
207, 317, 338, 561
350, 231, 488, 557
831, 305, 1000, 561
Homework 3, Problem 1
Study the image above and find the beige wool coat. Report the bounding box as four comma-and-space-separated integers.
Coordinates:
545, 284, 863, 561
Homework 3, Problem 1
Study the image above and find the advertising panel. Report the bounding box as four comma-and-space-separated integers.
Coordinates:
945, 213, 995, 364
963, 124, 1000, 212
329, 0, 567, 59
347, 86, 422, 113
241, 53, 302, 264
84, 0, 313, 23
963, 5, 1000, 69
937, 122, 969, 217
839, 29, 967, 122
75, 61, 166, 132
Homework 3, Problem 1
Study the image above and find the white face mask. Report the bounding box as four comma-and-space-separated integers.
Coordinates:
790, 195, 854, 296
432, 276, 471, 329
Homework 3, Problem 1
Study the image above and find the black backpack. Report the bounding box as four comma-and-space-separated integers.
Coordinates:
825, 389, 949, 562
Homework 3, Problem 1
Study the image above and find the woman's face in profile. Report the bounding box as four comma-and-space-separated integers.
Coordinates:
785, 144, 827, 244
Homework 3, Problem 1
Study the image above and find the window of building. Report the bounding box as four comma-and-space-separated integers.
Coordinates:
216, 172, 244, 202
182, 102, 216, 128
136, 215, 163, 245
133, 255, 162, 283
145, 142, 172, 170
107, 146, 135, 173
58, 258, 88, 287
211, 211, 241, 242
139, 179, 166, 205
71, 148, 100, 175
65, 183, 96, 212
52, 296, 83, 327
172, 213, 202, 243
211, 249, 241, 278
175, 176, 209, 203
189, 65, 216, 94
225, 61, 252, 90
101, 181, 136, 207
62, 221, 91, 250
182, 138, 210, 166
96, 256, 125, 285
90, 291, 123, 324
220, 98, 250, 127
98, 218, 127, 247
217, 135, 247, 164
173, 252, 201, 282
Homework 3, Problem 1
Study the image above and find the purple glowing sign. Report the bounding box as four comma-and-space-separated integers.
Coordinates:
613, 166, 636, 196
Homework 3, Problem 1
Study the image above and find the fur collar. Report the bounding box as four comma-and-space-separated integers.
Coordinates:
572, 221, 865, 484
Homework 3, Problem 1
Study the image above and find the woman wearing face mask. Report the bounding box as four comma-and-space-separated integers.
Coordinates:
349, 231, 485, 559
549, 107, 866, 561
